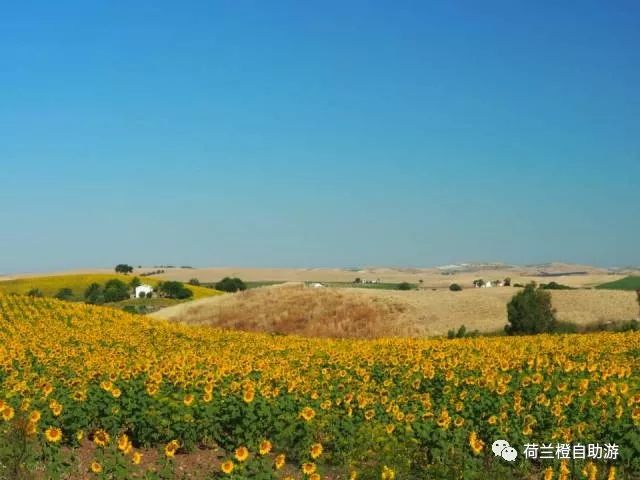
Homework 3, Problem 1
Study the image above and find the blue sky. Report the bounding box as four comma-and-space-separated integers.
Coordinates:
1, 1, 638, 272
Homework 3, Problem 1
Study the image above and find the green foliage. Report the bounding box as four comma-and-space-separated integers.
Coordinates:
503, 277, 512, 287
54, 288, 74, 301
397, 282, 413, 291
103, 279, 130, 303
26, 288, 43, 297
159, 281, 193, 299
215, 277, 248, 293
447, 324, 479, 339
129, 276, 142, 289
619, 319, 640, 332
188, 278, 201, 286
115, 264, 134, 274
449, 283, 462, 292
505, 283, 557, 335
84, 282, 105, 304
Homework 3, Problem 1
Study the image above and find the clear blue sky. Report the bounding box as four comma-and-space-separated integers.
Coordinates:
1, 1, 638, 272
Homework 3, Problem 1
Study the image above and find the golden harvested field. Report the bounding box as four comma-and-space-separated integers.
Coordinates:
1, 294, 639, 479
153, 283, 639, 337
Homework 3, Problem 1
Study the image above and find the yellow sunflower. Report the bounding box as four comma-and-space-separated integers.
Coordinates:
302, 462, 316, 475
259, 439, 272, 455
234, 446, 249, 462
221, 460, 234, 474
90, 461, 102, 473
44, 426, 62, 443
274, 453, 286, 470
310, 442, 323, 459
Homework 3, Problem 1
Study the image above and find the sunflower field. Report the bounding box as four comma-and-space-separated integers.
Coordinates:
0, 294, 639, 479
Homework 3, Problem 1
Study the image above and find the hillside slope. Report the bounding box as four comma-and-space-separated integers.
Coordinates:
154, 283, 639, 337
0, 273, 219, 300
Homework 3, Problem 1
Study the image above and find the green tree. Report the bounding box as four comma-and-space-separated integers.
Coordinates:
84, 283, 104, 304
54, 288, 74, 301
129, 276, 141, 289
449, 283, 462, 292
188, 278, 201, 286
27, 288, 43, 297
103, 279, 130, 302
159, 281, 193, 299
504, 277, 512, 287
505, 283, 557, 335
397, 282, 413, 291
115, 264, 134, 274
215, 277, 247, 293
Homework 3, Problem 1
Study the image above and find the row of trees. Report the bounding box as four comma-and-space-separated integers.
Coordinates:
44, 277, 194, 305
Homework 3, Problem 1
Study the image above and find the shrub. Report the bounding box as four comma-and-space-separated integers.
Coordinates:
103, 279, 130, 303
505, 283, 557, 335
618, 319, 639, 332
447, 325, 479, 339
159, 281, 193, 299
449, 283, 462, 292
146, 291, 153, 298
188, 278, 201, 286
504, 277, 512, 287
54, 288, 74, 301
539, 281, 572, 290
397, 282, 413, 291
27, 288, 43, 297
552, 321, 579, 334
84, 283, 104, 304
129, 276, 141, 289
215, 277, 247, 293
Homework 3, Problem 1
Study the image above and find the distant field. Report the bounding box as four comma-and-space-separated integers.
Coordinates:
0, 273, 220, 300
596, 275, 640, 291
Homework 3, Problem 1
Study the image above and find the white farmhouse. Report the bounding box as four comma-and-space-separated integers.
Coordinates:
310, 282, 325, 288
135, 284, 154, 298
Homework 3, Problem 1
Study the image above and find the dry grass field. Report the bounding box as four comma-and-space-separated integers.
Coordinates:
153, 283, 421, 338
154, 282, 639, 337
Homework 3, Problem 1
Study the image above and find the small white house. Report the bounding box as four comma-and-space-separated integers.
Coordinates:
310, 282, 325, 288
135, 284, 154, 298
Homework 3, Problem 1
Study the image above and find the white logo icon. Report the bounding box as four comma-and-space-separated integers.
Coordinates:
492, 439, 518, 462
